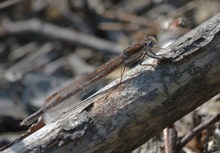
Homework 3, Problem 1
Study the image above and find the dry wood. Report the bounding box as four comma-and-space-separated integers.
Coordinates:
3, 13, 220, 153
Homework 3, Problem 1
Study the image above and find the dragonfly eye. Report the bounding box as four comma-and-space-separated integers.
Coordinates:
144, 35, 156, 48
147, 40, 154, 48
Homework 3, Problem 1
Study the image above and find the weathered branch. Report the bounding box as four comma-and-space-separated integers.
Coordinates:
3, 13, 220, 153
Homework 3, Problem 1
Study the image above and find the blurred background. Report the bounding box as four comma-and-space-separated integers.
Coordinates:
0, 0, 219, 152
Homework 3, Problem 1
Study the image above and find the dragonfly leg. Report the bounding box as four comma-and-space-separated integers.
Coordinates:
139, 51, 156, 68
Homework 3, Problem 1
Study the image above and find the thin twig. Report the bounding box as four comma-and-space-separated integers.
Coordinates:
164, 125, 177, 153
0, 19, 123, 54
177, 114, 220, 152
0, 0, 23, 10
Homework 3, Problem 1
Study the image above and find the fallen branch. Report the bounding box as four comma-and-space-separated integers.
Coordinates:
3, 13, 220, 153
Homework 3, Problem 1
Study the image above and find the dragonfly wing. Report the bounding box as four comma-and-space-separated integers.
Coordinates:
42, 83, 98, 124
43, 95, 82, 124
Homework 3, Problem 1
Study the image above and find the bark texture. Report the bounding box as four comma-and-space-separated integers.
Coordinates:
4, 13, 220, 153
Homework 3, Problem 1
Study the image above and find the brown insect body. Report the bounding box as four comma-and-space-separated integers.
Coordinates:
20, 35, 160, 126
123, 42, 145, 58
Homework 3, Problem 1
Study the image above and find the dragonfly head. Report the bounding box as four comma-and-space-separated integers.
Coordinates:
144, 34, 157, 48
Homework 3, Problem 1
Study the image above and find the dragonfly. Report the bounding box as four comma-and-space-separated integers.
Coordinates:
20, 34, 163, 126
